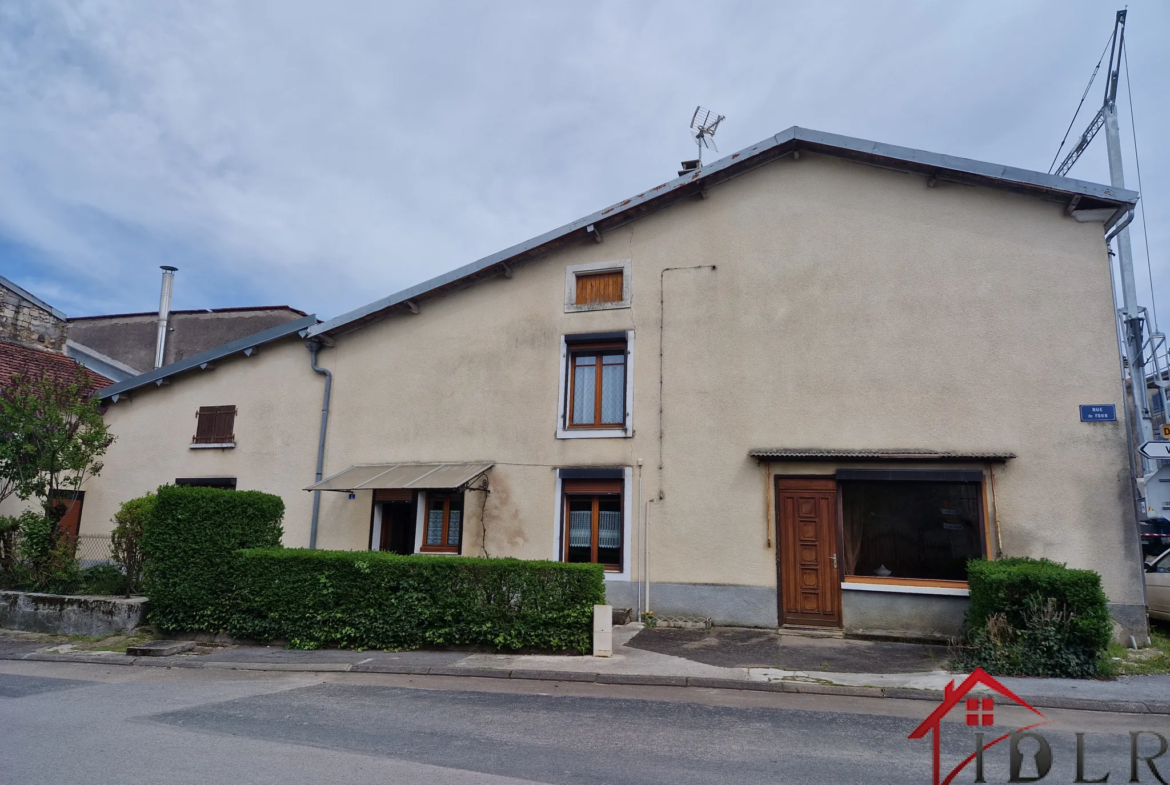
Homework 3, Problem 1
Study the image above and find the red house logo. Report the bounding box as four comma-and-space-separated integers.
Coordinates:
908, 668, 1049, 785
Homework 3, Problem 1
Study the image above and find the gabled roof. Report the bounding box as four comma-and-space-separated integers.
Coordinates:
0, 273, 67, 321
94, 314, 318, 401
308, 126, 1139, 339
68, 305, 308, 322
0, 340, 111, 391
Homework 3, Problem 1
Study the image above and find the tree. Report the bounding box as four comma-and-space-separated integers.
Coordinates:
0, 368, 115, 537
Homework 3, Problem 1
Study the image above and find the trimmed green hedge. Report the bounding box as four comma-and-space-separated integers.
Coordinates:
958, 557, 1113, 678
142, 485, 284, 632
227, 550, 605, 652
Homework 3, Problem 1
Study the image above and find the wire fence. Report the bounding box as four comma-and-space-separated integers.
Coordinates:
74, 535, 114, 568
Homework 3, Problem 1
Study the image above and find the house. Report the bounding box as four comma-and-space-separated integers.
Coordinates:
79, 126, 1147, 641
0, 274, 115, 537
68, 304, 309, 374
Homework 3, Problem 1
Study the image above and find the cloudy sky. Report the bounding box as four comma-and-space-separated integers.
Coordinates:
1, 0, 1167, 327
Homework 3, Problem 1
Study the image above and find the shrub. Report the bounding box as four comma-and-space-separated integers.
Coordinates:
0, 514, 19, 588
112, 493, 154, 594
227, 550, 605, 652
10, 510, 78, 593
142, 485, 284, 632
78, 564, 127, 596
956, 557, 1112, 678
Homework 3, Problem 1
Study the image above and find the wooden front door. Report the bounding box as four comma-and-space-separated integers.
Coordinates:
50, 490, 85, 542
777, 479, 841, 627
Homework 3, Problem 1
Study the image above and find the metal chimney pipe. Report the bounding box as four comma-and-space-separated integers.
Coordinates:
154, 266, 178, 369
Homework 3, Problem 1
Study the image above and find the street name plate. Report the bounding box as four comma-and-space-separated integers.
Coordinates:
1079, 404, 1116, 422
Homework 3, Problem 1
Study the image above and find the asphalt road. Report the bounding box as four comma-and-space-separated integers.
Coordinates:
0, 662, 1165, 785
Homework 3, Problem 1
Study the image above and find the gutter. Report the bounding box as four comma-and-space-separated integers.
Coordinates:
306, 339, 333, 550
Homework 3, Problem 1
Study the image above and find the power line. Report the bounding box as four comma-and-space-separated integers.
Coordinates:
1047, 32, 1114, 175
1122, 43, 1160, 335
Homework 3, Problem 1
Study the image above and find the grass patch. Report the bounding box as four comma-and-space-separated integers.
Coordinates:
74, 630, 154, 653
1102, 620, 1170, 677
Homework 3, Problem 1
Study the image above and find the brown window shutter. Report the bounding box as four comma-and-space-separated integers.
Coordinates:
215, 406, 236, 442
575, 270, 623, 305
193, 406, 236, 444
563, 479, 623, 495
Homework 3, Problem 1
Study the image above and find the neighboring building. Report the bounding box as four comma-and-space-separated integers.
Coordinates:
0, 275, 114, 532
69, 305, 308, 374
82, 127, 1147, 642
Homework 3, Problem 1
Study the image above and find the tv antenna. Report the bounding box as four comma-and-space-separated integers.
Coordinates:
690, 106, 725, 165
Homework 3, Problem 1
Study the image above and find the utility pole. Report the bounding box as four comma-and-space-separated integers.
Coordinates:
1100, 11, 1156, 477
1057, 10, 1153, 480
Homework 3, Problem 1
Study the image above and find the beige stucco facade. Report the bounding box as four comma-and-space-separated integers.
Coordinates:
76, 151, 1146, 638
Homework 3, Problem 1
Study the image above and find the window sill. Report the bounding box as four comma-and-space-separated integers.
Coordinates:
564, 301, 631, 314
190, 443, 236, 450
418, 548, 460, 556
556, 428, 631, 440
842, 579, 969, 597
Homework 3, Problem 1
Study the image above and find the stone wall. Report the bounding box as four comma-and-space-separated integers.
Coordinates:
0, 591, 149, 636
0, 283, 67, 351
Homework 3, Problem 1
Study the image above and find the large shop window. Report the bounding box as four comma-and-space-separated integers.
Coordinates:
840, 478, 984, 583
422, 491, 463, 554
567, 341, 627, 429
563, 479, 623, 571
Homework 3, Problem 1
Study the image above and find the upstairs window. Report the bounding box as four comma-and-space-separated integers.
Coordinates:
564, 260, 631, 312
575, 270, 623, 305
568, 341, 626, 428
422, 491, 463, 553
192, 406, 236, 445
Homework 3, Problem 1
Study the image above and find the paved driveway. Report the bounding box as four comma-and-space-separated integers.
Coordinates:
625, 627, 950, 673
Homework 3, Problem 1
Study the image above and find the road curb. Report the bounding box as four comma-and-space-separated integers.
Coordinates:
3, 652, 1167, 715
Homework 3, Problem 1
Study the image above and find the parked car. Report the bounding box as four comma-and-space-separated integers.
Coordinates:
1146, 547, 1170, 621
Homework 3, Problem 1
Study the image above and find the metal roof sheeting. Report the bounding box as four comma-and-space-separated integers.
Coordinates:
308, 125, 1138, 338
748, 449, 1016, 462
307, 462, 494, 492
95, 314, 318, 401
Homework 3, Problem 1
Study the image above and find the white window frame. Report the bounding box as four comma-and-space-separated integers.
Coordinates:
551, 466, 633, 582
412, 490, 463, 556
556, 330, 634, 440
564, 259, 632, 313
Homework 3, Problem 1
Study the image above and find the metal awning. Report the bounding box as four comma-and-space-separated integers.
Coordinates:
306, 462, 493, 492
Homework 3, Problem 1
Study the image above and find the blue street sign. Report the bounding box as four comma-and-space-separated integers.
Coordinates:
1080, 404, 1117, 422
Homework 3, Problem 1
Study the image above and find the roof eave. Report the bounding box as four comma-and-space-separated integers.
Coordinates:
94, 314, 319, 401
308, 126, 1137, 338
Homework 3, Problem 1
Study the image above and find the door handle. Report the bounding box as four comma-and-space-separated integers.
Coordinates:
831, 554, 838, 570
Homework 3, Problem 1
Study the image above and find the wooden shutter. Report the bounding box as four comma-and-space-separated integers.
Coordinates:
575, 270, 623, 305
194, 406, 236, 444
563, 479, 623, 495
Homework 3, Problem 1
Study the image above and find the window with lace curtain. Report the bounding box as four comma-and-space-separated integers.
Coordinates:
421, 491, 463, 554
562, 478, 623, 571
566, 341, 626, 429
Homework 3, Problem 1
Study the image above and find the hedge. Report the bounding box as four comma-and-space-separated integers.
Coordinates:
227, 550, 605, 652
958, 557, 1113, 678
142, 485, 284, 632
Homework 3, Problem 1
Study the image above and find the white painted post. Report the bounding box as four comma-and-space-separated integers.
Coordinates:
593, 604, 613, 657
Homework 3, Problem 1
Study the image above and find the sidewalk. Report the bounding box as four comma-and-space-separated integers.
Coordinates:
4, 625, 1169, 715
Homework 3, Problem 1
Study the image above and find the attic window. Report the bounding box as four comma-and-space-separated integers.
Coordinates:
191, 405, 236, 447
564, 260, 631, 313
575, 270, 623, 305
